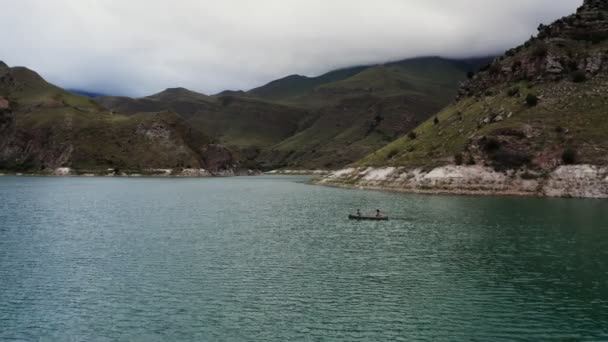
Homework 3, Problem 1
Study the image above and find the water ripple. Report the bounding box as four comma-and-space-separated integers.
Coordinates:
1, 176, 608, 341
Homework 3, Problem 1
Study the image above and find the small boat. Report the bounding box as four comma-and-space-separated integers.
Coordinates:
348, 215, 389, 221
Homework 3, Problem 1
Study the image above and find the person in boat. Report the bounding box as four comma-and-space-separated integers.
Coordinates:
356, 209, 362, 217
376, 209, 382, 217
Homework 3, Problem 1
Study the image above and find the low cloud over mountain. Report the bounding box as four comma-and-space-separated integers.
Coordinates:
0, 0, 581, 96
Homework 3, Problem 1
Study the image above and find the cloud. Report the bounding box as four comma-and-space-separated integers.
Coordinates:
0, 0, 582, 96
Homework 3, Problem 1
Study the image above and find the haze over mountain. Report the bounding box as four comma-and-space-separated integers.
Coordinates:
0, 0, 581, 96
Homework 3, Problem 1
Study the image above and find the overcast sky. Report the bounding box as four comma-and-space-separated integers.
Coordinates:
1, 0, 582, 97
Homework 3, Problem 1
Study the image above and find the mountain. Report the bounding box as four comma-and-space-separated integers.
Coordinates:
99, 57, 487, 170
98, 89, 312, 168
248, 57, 491, 107
98, 87, 218, 116
319, 0, 608, 198
0, 62, 236, 175
248, 65, 369, 104
257, 57, 490, 168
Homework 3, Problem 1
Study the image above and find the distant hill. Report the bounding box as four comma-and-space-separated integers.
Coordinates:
247, 57, 492, 107
0, 62, 236, 174
99, 57, 488, 170
256, 57, 490, 169
248, 65, 369, 103
98, 89, 311, 161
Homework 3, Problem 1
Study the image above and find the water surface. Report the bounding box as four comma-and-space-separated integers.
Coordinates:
1, 176, 607, 341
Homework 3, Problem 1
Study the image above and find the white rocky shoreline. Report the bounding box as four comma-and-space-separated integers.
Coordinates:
266, 169, 331, 176
316, 165, 608, 199
0, 167, 331, 178
0, 168, 259, 178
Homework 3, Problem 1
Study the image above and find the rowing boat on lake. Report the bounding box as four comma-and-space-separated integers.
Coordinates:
348, 215, 389, 221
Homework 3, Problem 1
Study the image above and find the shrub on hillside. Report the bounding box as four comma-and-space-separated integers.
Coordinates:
387, 148, 399, 159
562, 147, 577, 165
480, 137, 502, 152
433, 117, 439, 125
454, 153, 464, 166
489, 149, 532, 172
489, 63, 502, 75
507, 87, 520, 97
511, 60, 522, 72
532, 43, 549, 59
570, 70, 587, 83
479, 137, 531, 171
466, 155, 476, 165
408, 131, 417, 140
526, 94, 539, 107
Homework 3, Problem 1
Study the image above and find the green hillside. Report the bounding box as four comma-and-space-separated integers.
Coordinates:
98, 90, 311, 149
98, 57, 485, 170
248, 65, 369, 103
0, 63, 236, 174
257, 57, 489, 169
248, 57, 490, 108
360, 0, 608, 172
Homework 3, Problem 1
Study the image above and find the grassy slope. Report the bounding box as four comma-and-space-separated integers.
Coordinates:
360, 41, 608, 170
319, 58, 469, 97
362, 80, 608, 168
5, 67, 105, 111
248, 65, 369, 103
98, 91, 311, 149
0, 65, 226, 172
258, 57, 480, 169
186, 97, 310, 148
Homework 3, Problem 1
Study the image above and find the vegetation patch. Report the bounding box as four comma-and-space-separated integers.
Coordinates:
526, 94, 539, 107
570, 71, 587, 83
562, 147, 578, 165
507, 87, 520, 97
454, 153, 464, 166
480, 137, 532, 172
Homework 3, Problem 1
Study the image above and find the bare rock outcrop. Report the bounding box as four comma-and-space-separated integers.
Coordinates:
458, 0, 608, 99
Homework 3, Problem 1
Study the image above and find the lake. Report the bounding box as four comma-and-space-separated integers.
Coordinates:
1, 175, 607, 341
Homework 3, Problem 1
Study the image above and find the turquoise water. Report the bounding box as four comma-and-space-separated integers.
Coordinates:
1, 175, 607, 341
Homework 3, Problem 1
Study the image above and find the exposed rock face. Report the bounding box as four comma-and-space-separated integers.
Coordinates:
458, 1, 608, 99
200, 144, 236, 172
318, 165, 608, 199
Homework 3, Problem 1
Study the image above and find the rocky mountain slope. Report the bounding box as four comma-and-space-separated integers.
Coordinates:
0, 62, 236, 175
259, 57, 490, 169
99, 57, 487, 169
99, 88, 310, 149
319, 0, 608, 198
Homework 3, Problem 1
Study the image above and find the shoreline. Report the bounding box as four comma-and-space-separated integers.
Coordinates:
315, 165, 608, 199
266, 169, 332, 176
0, 168, 333, 178
0, 168, 261, 178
